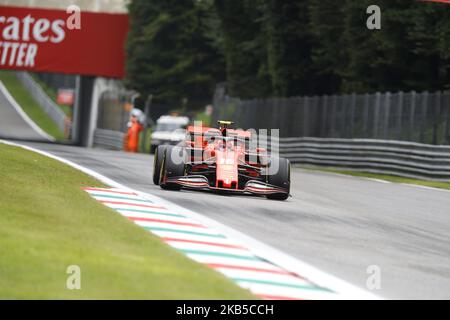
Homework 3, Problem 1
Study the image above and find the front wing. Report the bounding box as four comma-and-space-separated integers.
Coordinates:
164, 175, 289, 196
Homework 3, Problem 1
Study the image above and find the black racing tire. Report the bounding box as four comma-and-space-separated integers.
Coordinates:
266, 157, 290, 201
160, 145, 185, 191
153, 145, 167, 185
150, 144, 157, 154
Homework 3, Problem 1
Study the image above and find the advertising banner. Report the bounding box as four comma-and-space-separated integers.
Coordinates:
0, 6, 129, 78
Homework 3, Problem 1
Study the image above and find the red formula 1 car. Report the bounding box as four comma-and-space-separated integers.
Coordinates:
153, 121, 290, 200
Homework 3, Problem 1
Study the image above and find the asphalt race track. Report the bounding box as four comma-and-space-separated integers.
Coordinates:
12, 142, 450, 300
0, 83, 49, 141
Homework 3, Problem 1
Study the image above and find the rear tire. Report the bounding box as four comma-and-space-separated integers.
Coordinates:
160, 146, 185, 191
153, 145, 167, 185
266, 157, 290, 201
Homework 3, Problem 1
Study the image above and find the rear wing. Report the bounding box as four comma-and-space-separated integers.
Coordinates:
187, 125, 218, 134
187, 125, 251, 139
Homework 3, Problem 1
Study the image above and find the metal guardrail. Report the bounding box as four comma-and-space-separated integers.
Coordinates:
93, 132, 450, 181
15, 72, 67, 132
274, 137, 450, 182
93, 129, 124, 150
92, 131, 450, 181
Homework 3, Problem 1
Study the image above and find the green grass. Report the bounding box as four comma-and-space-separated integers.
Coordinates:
304, 166, 450, 191
0, 71, 65, 141
0, 143, 254, 299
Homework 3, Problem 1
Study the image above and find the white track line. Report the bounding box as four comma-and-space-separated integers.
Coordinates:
366, 178, 391, 184
310, 169, 391, 185
400, 183, 450, 193
0, 139, 381, 300
0, 81, 55, 142
307, 168, 450, 190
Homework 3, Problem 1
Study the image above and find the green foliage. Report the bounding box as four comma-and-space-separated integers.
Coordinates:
214, 0, 271, 98
126, 0, 450, 101
339, 0, 449, 93
309, 0, 346, 94
407, 2, 450, 90
265, 0, 318, 96
126, 0, 224, 107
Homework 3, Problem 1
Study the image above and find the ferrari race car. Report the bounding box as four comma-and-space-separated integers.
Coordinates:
153, 121, 291, 200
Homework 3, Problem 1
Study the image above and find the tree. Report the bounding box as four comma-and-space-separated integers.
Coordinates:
214, 0, 271, 98
309, 0, 346, 94
407, 1, 450, 91
126, 0, 224, 108
125, 0, 450, 103
264, 0, 318, 97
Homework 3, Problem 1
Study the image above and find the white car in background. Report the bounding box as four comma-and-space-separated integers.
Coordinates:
150, 115, 190, 154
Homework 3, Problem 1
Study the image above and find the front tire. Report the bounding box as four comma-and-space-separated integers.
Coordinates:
266, 157, 290, 201
160, 146, 186, 191
153, 145, 167, 185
